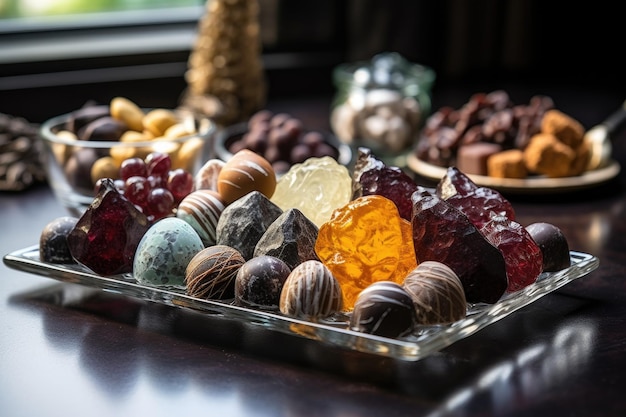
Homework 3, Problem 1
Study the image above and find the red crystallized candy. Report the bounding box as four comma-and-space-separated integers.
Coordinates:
480, 215, 543, 292
67, 178, 151, 276
411, 186, 508, 304
352, 148, 418, 221
436, 167, 515, 229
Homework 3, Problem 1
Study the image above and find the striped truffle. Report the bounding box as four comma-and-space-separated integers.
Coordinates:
217, 149, 276, 204
185, 245, 245, 300
403, 261, 467, 325
279, 260, 343, 320
350, 281, 416, 338
177, 189, 225, 246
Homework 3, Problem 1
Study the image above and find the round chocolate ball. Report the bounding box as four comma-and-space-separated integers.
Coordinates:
350, 281, 416, 338
279, 260, 343, 320
235, 255, 291, 309
403, 261, 467, 325
217, 149, 276, 204
39, 216, 79, 264
64, 147, 100, 193
185, 245, 245, 300
526, 222, 571, 272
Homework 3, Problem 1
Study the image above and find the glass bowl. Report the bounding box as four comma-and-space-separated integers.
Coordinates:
330, 52, 436, 166
39, 106, 216, 216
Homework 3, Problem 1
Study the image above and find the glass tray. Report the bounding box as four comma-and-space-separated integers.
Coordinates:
3, 245, 599, 361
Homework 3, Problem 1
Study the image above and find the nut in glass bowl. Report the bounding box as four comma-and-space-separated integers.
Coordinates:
39, 99, 216, 216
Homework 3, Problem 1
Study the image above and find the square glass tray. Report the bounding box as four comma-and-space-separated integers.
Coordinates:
3, 245, 599, 361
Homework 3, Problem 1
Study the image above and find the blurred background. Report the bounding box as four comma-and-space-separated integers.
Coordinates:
1, 0, 624, 126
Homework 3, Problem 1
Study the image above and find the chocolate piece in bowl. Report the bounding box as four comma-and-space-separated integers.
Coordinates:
216, 110, 348, 176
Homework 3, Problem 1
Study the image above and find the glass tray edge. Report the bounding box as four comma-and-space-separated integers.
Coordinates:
3, 245, 599, 362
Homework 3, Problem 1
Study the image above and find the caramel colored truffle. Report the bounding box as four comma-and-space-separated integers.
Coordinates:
403, 261, 467, 325
487, 149, 528, 179
217, 149, 277, 204
541, 109, 585, 149
523, 133, 575, 177
570, 138, 592, 176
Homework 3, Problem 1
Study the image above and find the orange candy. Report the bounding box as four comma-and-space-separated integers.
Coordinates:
315, 195, 417, 311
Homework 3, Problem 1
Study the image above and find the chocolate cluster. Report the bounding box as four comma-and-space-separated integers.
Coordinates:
415, 90, 553, 168
225, 110, 340, 175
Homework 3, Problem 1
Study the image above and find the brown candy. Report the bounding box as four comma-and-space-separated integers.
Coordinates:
185, 245, 245, 300
279, 260, 343, 320
403, 261, 467, 325
350, 281, 416, 338
217, 149, 276, 204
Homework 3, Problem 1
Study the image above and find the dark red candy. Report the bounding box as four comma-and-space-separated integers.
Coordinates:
411, 187, 508, 304
352, 148, 418, 221
67, 178, 151, 276
480, 215, 543, 292
436, 167, 515, 229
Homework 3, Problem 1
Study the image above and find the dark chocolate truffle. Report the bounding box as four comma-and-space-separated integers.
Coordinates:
235, 255, 291, 310
526, 222, 571, 272
403, 261, 467, 325
39, 216, 79, 264
350, 281, 416, 338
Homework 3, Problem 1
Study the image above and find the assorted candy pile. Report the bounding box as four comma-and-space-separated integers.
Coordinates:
46, 97, 206, 196
39, 146, 572, 340
415, 90, 591, 179
225, 110, 341, 175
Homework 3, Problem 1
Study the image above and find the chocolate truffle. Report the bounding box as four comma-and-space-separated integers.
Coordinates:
235, 255, 291, 310
217, 149, 276, 204
525, 222, 571, 272
185, 245, 245, 300
350, 281, 416, 338
279, 260, 343, 320
403, 261, 467, 325
39, 216, 79, 264
176, 189, 225, 247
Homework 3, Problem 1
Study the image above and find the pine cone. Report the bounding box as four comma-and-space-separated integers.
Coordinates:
181, 0, 266, 127
0, 113, 47, 191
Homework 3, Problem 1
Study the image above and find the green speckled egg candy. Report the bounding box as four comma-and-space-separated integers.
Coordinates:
134, 217, 204, 288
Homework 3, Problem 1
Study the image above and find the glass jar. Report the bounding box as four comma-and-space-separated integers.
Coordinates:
330, 52, 435, 165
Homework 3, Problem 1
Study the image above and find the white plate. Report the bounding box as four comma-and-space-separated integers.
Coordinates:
4, 246, 599, 361
407, 153, 621, 194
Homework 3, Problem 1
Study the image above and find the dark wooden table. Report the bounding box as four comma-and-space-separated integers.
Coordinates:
2, 88, 626, 417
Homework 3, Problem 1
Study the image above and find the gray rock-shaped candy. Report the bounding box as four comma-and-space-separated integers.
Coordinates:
254, 208, 320, 270
216, 191, 283, 260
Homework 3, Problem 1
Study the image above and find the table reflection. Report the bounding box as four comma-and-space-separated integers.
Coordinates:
8, 279, 598, 415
